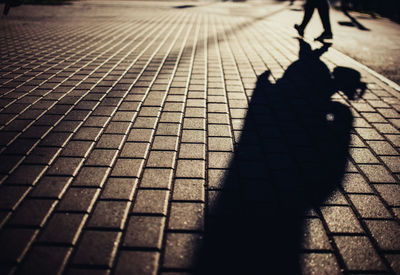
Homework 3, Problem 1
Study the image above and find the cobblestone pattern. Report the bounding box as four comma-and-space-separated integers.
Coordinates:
0, 1, 399, 274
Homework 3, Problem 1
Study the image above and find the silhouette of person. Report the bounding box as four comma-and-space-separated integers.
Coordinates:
341, 0, 350, 12
294, 0, 333, 41
3, 0, 23, 15
196, 39, 365, 275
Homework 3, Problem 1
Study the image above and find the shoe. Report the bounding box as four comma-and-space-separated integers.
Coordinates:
294, 24, 304, 37
315, 32, 333, 41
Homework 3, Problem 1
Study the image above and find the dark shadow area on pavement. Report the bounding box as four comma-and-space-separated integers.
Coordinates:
174, 5, 196, 9
290, 7, 304, 12
339, 10, 370, 30
196, 39, 366, 274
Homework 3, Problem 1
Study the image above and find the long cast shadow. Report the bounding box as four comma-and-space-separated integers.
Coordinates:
196, 39, 366, 274
339, 10, 370, 30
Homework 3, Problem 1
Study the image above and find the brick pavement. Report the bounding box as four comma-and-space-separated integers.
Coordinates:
0, 1, 399, 274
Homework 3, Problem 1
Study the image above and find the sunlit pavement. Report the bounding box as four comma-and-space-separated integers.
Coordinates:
0, 1, 399, 274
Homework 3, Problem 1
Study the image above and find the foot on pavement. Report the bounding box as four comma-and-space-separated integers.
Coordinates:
315, 32, 333, 41
294, 24, 304, 37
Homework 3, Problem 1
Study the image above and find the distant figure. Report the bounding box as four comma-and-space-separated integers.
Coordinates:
3, 0, 23, 15
294, 0, 333, 41
341, 0, 350, 12
3, 1, 11, 15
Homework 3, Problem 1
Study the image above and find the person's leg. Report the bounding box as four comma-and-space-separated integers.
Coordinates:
3, 2, 11, 15
340, 0, 347, 12
299, 0, 316, 29
295, 0, 316, 36
317, 0, 332, 34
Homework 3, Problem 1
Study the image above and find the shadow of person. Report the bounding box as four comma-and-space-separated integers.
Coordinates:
339, 0, 371, 30
196, 39, 366, 274
339, 10, 370, 30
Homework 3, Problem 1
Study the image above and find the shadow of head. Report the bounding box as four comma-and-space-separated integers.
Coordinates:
333, 66, 366, 99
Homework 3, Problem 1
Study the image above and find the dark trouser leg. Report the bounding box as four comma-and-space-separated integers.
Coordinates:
317, 0, 332, 33
3, 3, 10, 15
299, 0, 316, 29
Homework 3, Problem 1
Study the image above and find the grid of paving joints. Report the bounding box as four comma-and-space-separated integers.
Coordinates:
0, 2, 400, 274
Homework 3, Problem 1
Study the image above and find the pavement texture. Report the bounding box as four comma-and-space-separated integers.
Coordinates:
0, 1, 400, 274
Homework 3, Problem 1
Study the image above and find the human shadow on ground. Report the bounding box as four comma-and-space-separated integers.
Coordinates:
339, 10, 370, 30
338, 0, 371, 30
196, 39, 366, 274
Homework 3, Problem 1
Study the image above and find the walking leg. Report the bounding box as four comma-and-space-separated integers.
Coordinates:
3, 2, 11, 15
317, 0, 332, 34
299, 0, 315, 30
294, 0, 316, 36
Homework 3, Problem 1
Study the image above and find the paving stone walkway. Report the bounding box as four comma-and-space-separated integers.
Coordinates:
0, 1, 399, 274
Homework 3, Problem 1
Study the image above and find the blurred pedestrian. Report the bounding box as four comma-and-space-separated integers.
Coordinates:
294, 0, 333, 41
341, 0, 350, 12
3, 0, 23, 15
